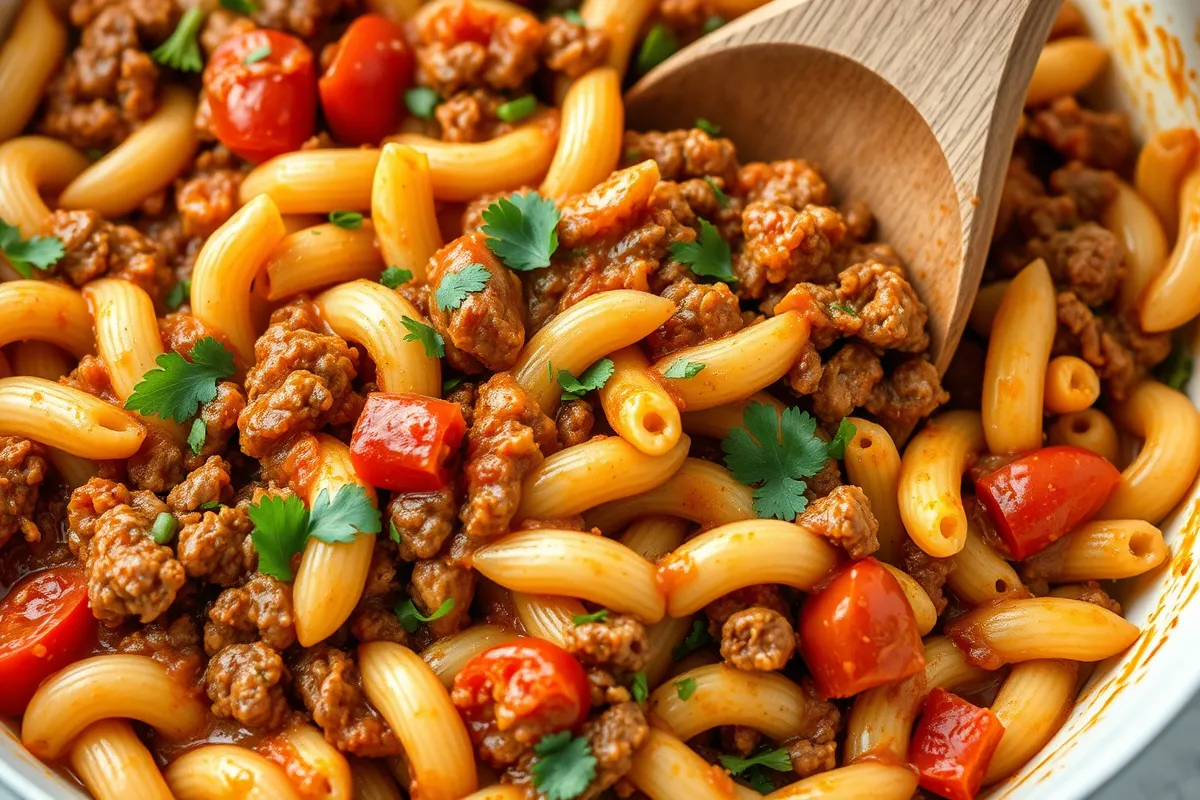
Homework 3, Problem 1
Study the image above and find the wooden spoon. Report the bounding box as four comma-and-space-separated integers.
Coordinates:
626, 0, 1062, 372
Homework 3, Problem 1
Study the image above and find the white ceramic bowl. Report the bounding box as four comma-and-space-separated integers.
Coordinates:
2, 2, 1199, 799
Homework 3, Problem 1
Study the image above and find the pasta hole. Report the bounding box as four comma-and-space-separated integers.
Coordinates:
938, 517, 956, 539
644, 413, 665, 434
857, 436, 873, 450
1129, 531, 1155, 559
994, 579, 1011, 593
1069, 373, 1086, 391
1071, 417, 1091, 435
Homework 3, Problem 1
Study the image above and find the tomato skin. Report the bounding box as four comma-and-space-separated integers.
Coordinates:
319, 14, 415, 146
910, 688, 1006, 800
798, 557, 925, 698
350, 393, 466, 493
203, 30, 317, 163
974, 445, 1121, 560
452, 638, 590, 737
0, 567, 97, 716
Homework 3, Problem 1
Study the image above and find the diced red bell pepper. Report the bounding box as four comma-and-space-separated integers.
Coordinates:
797, 557, 925, 698
318, 14, 415, 146
349, 392, 466, 492
974, 445, 1121, 560
910, 688, 1006, 800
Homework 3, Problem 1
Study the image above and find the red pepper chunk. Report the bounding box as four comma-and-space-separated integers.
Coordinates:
910, 688, 1006, 800
974, 445, 1120, 560
319, 14, 415, 146
350, 393, 466, 492
797, 557, 925, 698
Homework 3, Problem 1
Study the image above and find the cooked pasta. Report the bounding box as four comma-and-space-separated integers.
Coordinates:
898, 410, 985, 558
1024, 36, 1107, 106
598, 346, 683, 456
510, 593, 586, 647
1046, 407, 1120, 463
421, 625, 518, 688
842, 417, 905, 563
1134, 127, 1199, 241
540, 67, 623, 199
69, 720, 174, 800
1139, 166, 1200, 332
0, 0, 66, 144
585, 457, 756, 532
165, 746, 301, 800
0, 376, 146, 459
0, 280, 95, 357
260, 221, 383, 300
0, 136, 90, 235
372, 143, 442, 283
240, 149, 381, 213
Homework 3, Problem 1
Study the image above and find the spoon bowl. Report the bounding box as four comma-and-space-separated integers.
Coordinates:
626, 0, 1063, 371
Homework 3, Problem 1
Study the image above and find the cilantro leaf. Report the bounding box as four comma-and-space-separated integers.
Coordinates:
669, 218, 734, 283
719, 748, 792, 776
200, 501, 222, 510
704, 176, 729, 209
481, 192, 560, 271
165, 278, 191, 311
630, 671, 648, 703
561, 9, 584, 24
388, 521, 400, 544
248, 494, 311, 581
572, 608, 608, 625
496, 94, 537, 123
151, 7, 205, 72
187, 417, 207, 455
703, 14, 726, 33
558, 358, 614, 401
443, 373, 467, 393
380, 266, 412, 289
328, 210, 363, 230
0, 220, 65, 278
722, 403, 832, 521
243, 43, 271, 65
307, 484, 382, 544
150, 512, 177, 545
395, 597, 456, 633
435, 263, 491, 311
405, 87, 441, 120
532, 732, 597, 800
220, 0, 256, 12
675, 677, 697, 700
124, 337, 236, 422
829, 301, 858, 317
673, 619, 713, 660
662, 358, 705, 379
637, 23, 677, 75
826, 418, 857, 460
1156, 333, 1193, 391
746, 770, 775, 794
695, 118, 721, 136
402, 316, 445, 358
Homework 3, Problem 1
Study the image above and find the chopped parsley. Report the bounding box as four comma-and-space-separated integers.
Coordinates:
200, 501, 222, 510
187, 417, 207, 455
124, 337, 236, 423
636, 23, 677, 75
1156, 333, 1193, 391
572, 608, 608, 625
561, 9, 584, 25
675, 677, 697, 700
442, 373, 467, 393
150, 512, 177, 545
380, 266, 412, 289
165, 278, 191, 311
0, 220, 64, 278
395, 597, 456, 633
328, 210, 363, 230
695, 118, 721, 136
401, 316, 445, 358
630, 672, 648, 703
826, 418, 857, 460
662, 358, 705, 379
481, 192, 560, 271
557, 358, 614, 401
719, 747, 792, 776
496, 94, 537, 123
405, 87, 441, 120
532, 732, 597, 800
220, 0, 257, 12
672, 619, 713, 660
435, 263, 491, 311
703, 14, 726, 34
746, 770, 775, 794
151, 7, 205, 72
669, 218, 734, 283
248, 485, 381, 581
704, 176, 729, 209
243, 43, 272, 65
721, 403, 856, 521
388, 521, 401, 544
829, 301, 858, 317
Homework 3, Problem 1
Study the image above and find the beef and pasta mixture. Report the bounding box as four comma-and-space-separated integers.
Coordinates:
0, 2, 1197, 800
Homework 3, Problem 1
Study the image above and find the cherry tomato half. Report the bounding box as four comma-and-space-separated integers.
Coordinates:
452, 637, 590, 737
203, 29, 317, 163
0, 566, 97, 716
798, 557, 925, 698
910, 688, 1007, 800
974, 445, 1121, 560
319, 14, 415, 146
349, 392, 467, 493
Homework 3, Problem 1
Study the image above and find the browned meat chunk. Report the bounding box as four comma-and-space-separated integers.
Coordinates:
0, 437, 47, 548
428, 233, 526, 373
812, 342, 884, 423
738, 159, 832, 209
735, 202, 845, 298
176, 147, 245, 239
720, 607, 795, 671
1048, 162, 1119, 222
556, 399, 594, 449
116, 615, 205, 685
387, 486, 457, 562
865, 358, 949, 440
705, 584, 791, 637
204, 573, 297, 654
564, 614, 649, 672
836, 261, 930, 351
166, 456, 233, 513
67, 477, 131, 557
45, 209, 171, 300
291, 645, 401, 757
900, 538, 956, 615
1055, 292, 1171, 400
1028, 97, 1132, 171
415, 3, 543, 95
177, 502, 257, 586
541, 15, 609, 77
239, 299, 362, 458
789, 341, 824, 396
446, 381, 478, 428
1026, 222, 1125, 306
785, 680, 841, 779
461, 373, 557, 539
646, 278, 744, 359
435, 89, 505, 143
205, 641, 291, 730
250, 0, 347, 37
620, 129, 739, 185
798, 485, 879, 559
126, 425, 187, 493
773, 281, 860, 349
408, 554, 475, 638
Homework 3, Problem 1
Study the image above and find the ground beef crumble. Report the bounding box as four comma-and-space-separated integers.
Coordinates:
205, 641, 291, 730
720, 607, 796, 671
0, 437, 47, 549
797, 485, 879, 559
204, 573, 297, 654
291, 644, 400, 757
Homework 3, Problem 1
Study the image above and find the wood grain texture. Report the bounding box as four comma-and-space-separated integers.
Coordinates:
626, 0, 1063, 372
